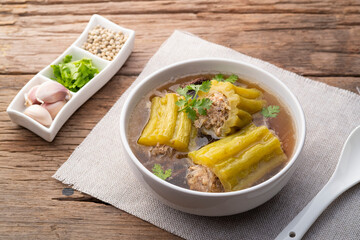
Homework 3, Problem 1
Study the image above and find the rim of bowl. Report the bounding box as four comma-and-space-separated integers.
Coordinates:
120, 58, 306, 197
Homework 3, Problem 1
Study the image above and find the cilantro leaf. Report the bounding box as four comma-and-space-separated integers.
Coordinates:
175, 98, 187, 107
224, 74, 238, 83
176, 87, 188, 97
213, 74, 224, 81
51, 55, 99, 92
194, 98, 212, 115
261, 105, 280, 118
199, 80, 212, 92
213, 73, 239, 84
152, 164, 172, 180
175, 81, 213, 121
185, 107, 197, 121
201, 98, 213, 109
187, 84, 201, 93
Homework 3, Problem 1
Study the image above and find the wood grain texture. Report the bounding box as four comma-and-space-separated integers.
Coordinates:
0, 0, 359, 239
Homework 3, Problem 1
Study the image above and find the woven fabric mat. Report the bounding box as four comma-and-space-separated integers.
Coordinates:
54, 31, 360, 240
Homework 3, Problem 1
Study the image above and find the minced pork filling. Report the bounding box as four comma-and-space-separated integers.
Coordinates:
194, 92, 230, 136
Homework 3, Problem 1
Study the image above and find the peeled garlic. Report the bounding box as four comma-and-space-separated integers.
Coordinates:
36, 81, 71, 104
24, 85, 40, 106
24, 105, 52, 127
42, 100, 66, 119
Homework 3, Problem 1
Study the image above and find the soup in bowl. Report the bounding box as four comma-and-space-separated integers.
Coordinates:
120, 58, 305, 216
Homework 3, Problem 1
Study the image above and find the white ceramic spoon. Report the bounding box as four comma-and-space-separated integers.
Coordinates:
276, 125, 360, 240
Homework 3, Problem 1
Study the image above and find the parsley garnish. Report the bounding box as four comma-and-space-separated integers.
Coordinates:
152, 164, 172, 180
261, 105, 280, 118
213, 74, 238, 84
175, 81, 213, 121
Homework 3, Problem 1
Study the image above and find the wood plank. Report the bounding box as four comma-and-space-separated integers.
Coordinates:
1, 14, 359, 76
2, 0, 360, 15
0, 194, 180, 239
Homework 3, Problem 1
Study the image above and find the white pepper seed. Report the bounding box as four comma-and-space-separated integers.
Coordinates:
82, 26, 127, 61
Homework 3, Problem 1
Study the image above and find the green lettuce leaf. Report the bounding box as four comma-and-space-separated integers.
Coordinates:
51, 55, 99, 92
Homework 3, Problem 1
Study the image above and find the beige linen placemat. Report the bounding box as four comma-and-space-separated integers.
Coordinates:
54, 31, 360, 240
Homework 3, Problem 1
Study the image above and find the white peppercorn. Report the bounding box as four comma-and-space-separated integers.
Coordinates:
82, 26, 127, 61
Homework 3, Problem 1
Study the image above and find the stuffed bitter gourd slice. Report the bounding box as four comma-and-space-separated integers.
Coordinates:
196, 80, 265, 137
188, 124, 287, 191
138, 93, 192, 151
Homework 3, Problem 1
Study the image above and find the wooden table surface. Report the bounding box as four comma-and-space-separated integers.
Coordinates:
1, 0, 359, 239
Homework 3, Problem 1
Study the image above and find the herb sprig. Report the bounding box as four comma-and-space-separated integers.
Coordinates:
213, 74, 238, 84
261, 105, 280, 118
152, 164, 172, 180
176, 81, 213, 121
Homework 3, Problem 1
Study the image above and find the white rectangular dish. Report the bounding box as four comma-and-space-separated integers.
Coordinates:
7, 14, 135, 142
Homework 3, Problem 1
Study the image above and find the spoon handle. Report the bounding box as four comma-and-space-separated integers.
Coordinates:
275, 179, 346, 240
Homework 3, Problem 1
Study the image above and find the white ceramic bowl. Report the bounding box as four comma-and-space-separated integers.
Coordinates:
120, 58, 306, 216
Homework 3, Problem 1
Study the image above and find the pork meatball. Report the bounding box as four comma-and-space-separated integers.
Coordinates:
194, 92, 230, 137
186, 164, 224, 192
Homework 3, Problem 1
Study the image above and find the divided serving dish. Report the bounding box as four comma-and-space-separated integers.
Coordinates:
7, 14, 135, 142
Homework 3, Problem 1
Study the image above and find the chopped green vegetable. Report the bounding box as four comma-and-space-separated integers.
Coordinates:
63, 55, 72, 63
261, 105, 280, 118
152, 164, 172, 180
213, 74, 238, 84
176, 81, 213, 121
51, 55, 99, 92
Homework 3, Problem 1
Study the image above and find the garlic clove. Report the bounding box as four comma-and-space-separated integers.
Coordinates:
42, 100, 66, 119
36, 81, 71, 104
24, 105, 52, 127
24, 85, 40, 106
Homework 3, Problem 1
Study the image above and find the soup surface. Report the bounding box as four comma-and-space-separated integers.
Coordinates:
128, 74, 295, 192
